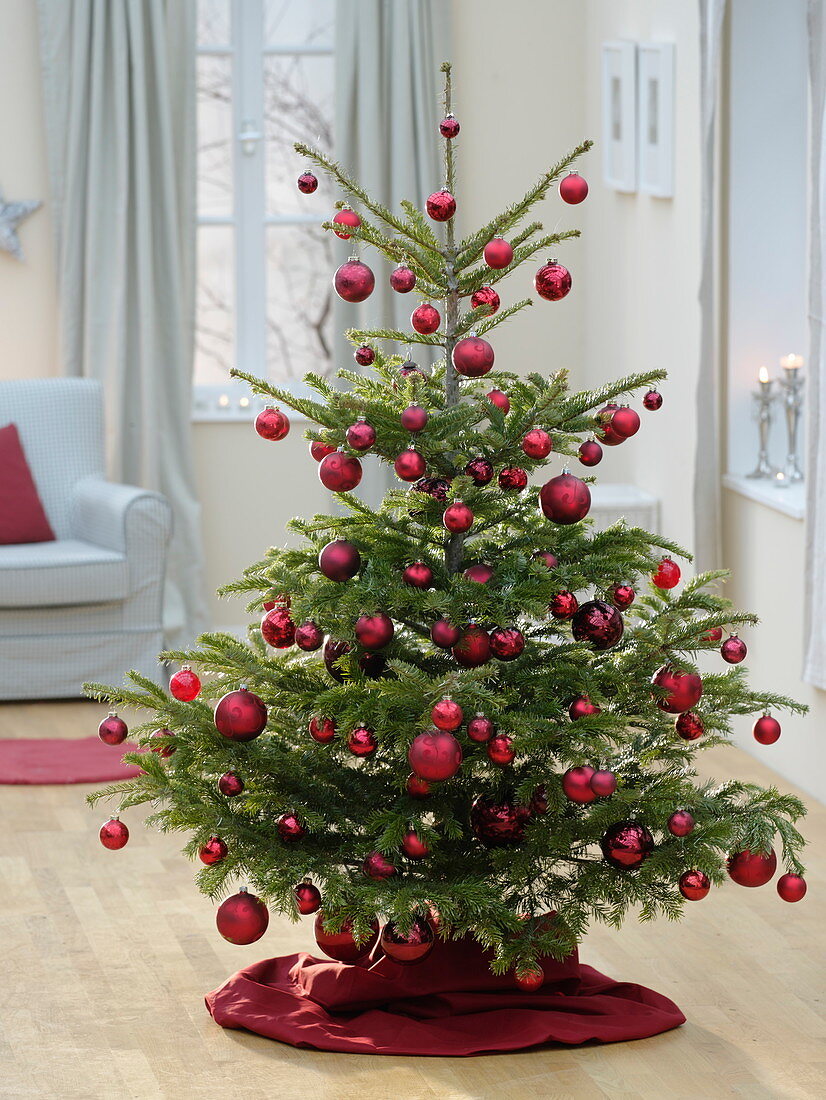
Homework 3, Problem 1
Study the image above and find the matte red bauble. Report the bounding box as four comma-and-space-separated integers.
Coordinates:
346, 418, 376, 451
443, 501, 474, 533
214, 688, 268, 741
465, 457, 494, 485
675, 711, 704, 741
467, 714, 495, 742
610, 583, 636, 609
652, 557, 681, 589
652, 666, 703, 714
309, 716, 337, 743
431, 618, 461, 648
294, 881, 322, 915
390, 264, 417, 293
199, 835, 228, 865
439, 113, 460, 138
395, 447, 427, 481
261, 606, 295, 648
562, 765, 597, 804
354, 612, 394, 650
406, 773, 431, 798
426, 189, 456, 221
452, 624, 491, 668
314, 912, 379, 962
324, 638, 351, 682
398, 359, 429, 382
515, 969, 545, 992
254, 406, 290, 441
333, 258, 375, 302
217, 889, 269, 945
464, 563, 494, 583
297, 171, 318, 194
354, 344, 375, 365
452, 335, 494, 377
550, 591, 579, 620
408, 730, 462, 781
539, 472, 591, 524
499, 466, 528, 492
401, 404, 428, 432
572, 600, 624, 650
348, 725, 377, 757
487, 733, 516, 766
487, 388, 510, 413
295, 620, 324, 651
679, 870, 711, 901
431, 698, 463, 731
401, 831, 430, 860
578, 439, 603, 467
536, 550, 559, 569
310, 439, 336, 462
721, 635, 748, 664
98, 713, 128, 745
753, 714, 781, 745
569, 695, 601, 721
362, 850, 396, 879
643, 388, 663, 411
471, 285, 500, 314
170, 666, 201, 701
777, 873, 807, 902
381, 918, 435, 965
411, 302, 441, 334
277, 813, 306, 842
483, 237, 513, 269
668, 810, 695, 837
535, 260, 572, 301
600, 821, 655, 870
403, 562, 433, 588
590, 769, 617, 798
490, 627, 525, 661
727, 847, 777, 887
318, 538, 361, 582
150, 728, 175, 758
218, 771, 244, 797
705, 625, 724, 643
559, 171, 589, 204
470, 798, 530, 846
318, 451, 363, 492
522, 428, 553, 459
99, 818, 129, 850
611, 405, 641, 438
332, 208, 361, 238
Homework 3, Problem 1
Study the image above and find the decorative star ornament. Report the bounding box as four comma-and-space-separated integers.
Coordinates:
0, 190, 41, 261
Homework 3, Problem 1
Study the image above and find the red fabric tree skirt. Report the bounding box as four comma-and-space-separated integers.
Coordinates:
206, 934, 685, 1055
0, 737, 142, 784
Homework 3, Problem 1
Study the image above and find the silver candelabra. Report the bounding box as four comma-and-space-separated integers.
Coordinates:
747, 370, 777, 480
779, 359, 804, 485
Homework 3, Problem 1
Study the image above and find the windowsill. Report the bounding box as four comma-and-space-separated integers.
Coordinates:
191, 383, 312, 423
722, 473, 806, 520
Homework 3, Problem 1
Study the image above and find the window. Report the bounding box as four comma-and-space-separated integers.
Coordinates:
195, 0, 335, 419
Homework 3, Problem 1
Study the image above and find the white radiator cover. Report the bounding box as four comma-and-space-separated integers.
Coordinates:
588, 483, 660, 533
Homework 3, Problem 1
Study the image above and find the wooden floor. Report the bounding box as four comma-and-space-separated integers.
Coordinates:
0, 701, 823, 1100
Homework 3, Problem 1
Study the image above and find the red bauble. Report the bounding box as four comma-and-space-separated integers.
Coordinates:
277, 813, 306, 843
515, 968, 545, 992
390, 264, 417, 293
522, 428, 553, 459
530, 786, 549, 815
652, 557, 681, 589
439, 113, 461, 138
401, 404, 428, 432
487, 388, 510, 413
346, 418, 376, 451
401, 831, 430, 860
314, 913, 379, 962
99, 818, 129, 850
403, 562, 433, 588
452, 335, 495, 377
578, 439, 603, 467
539, 472, 591, 524
214, 687, 268, 741
354, 612, 394, 650
721, 635, 748, 664
467, 714, 496, 742
465, 457, 494, 485
499, 466, 528, 492
333, 259, 375, 303
199, 835, 228, 865
727, 847, 777, 887
483, 237, 513, 269
777, 873, 807, 902
318, 451, 363, 492
679, 870, 711, 901
261, 606, 295, 648
490, 627, 525, 661
471, 285, 500, 314
704, 625, 724, 643
487, 733, 515, 766
470, 798, 530, 847
673, 711, 703, 741
98, 712, 128, 746
452, 624, 491, 668
406, 773, 431, 798
643, 388, 663, 411
216, 889, 269, 945
362, 850, 396, 879
600, 821, 655, 870
381, 918, 435, 965
425, 189, 456, 221
431, 698, 463, 731
395, 447, 427, 481
408, 730, 462, 781
550, 590, 579, 620
332, 208, 361, 238
398, 359, 429, 383
598, 405, 626, 447
535, 261, 572, 301
324, 638, 350, 682
170, 666, 201, 701
254, 406, 290, 441
611, 406, 641, 438
571, 600, 624, 650
431, 618, 461, 648
354, 344, 375, 365
536, 550, 559, 569
569, 695, 601, 721
465, 563, 494, 584
668, 810, 695, 837
294, 881, 322, 915
297, 171, 318, 194
150, 728, 175, 758
610, 583, 636, 609
348, 725, 378, 757
295, 620, 324, 651
310, 439, 336, 462
443, 501, 474, 533
318, 538, 361, 582
590, 769, 617, 798
559, 171, 589, 204
309, 716, 337, 743
218, 772, 244, 796
413, 475, 451, 501
753, 714, 781, 745
652, 666, 703, 714
562, 765, 597, 804
411, 302, 441, 334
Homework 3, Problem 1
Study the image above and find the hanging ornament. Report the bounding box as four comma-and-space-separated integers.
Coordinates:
332, 207, 361, 239
310, 439, 336, 462
753, 714, 781, 744
99, 818, 129, 850
652, 557, 681, 589
443, 501, 474, 533
318, 450, 363, 492
346, 417, 376, 451
471, 798, 531, 846
471, 285, 500, 314
559, 171, 588, 204
550, 591, 579, 620
464, 563, 494, 583
439, 113, 461, 138
277, 813, 306, 843
401, 404, 428, 432
333, 258, 375, 303
668, 810, 695, 837
727, 847, 777, 887
381, 918, 435, 965
354, 612, 394, 650
578, 439, 603, 467
490, 627, 525, 661
562, 765, 597, 804
216, 888, 269, 945
199, 835, 228, 866
294, 881, 322, 915
704, 625, 724, 643
401, 831, 430, 859
530, 786, 549, 814
318, 538, 361, 581
214, 687, 268, 741
408, 730, 462, 781
535, 550, 559, 569
395, 446, 427, 481
643, 388, 663, 411
411, 302, 441, 334
297, 171, 318, 194
569, 695, 601, 721
398, 358, 429, 383
522, 428, 553, 459
487, 733, 516, 766
261, 605, 295, 648
218, 772, 244, 797
426, 189, 456, 221
499, 466, 528, 492
679, 870, 711, 901
721, 635, 748, 664
431, 618, 461, 648
465, 457, 494, 485
98, 711, 128, 746
467, 714, 495, 742
487, 388, 510, 413
675, 711, 704, 741
413, 475, 451, 501
348, 725, 378, 757
390, 263, 417, 293
150, 728, 175, 758
309, 716, 337, 744
362, 850, 396, 879
539, 471, 591, 524
254, 406, 290, 441
610, 583, 635, 609
514, 968, 545, 993
324, 638, 350, 682
652, 666, 704, 714
406, 773, 431, 798
431, 698, 463, 731
403, 561, 433, 588
483, 237, 513, 269
452, 335, 495, 377
353, 344, 375, 366
534, 260, 572, 301
571, 600, 624, 650
600, 821, 655, 870
590, 769, 617, 797
295, 620, 324, 651
611, 405, 641, 438
777, 873, 807, 902
452, 624, 491, 667
314, 912, 379, 962
169, 665, 201, 701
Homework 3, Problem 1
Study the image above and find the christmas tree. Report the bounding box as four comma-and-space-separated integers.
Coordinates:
89, 63, 808, 982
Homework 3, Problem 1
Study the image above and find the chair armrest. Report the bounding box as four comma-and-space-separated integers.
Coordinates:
70, 477, 172, 554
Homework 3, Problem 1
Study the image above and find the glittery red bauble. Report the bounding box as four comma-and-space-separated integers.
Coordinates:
362, 850, 396, 879
643, 389, 663, 411
679, 870, 710, 901
431, 618, 461, 648
487, 388, 510, 413
401, 404, 428, 432
611, 406, 641, 438
310, 439, 336, 462
727, 847, 777, 887
354, 344, 375, 365
705, 625, 724, 643
652, 667, 703, 714
536, 550, 559, 569
348, 725, 378, 757
255, 406, 290, 441
464, 563, 494, 584
499, 466, 528, 492
610, 583, 635, 609
562, 765, 597, 804
515, 969, 545, 992
199, 835, 228, 865
465, 457, 494, 485
214, 688, 268, 741
652, 557, 681, 589
721, 635, 748, 664
323, 638, 350, 681
569, 695, 600, 721
332, 208, 361, 238
318, 538, 361, 582
403, 562, 433, 588
753, 714, 781, 744
314, 913, 379, 962
413, 476, 452, 501
354, 612, 394, 650
550, 591, 579, 619
334, 259, 375, 302
309, 716, 336, 743
99, 818, 129, 850
578, 440, 603, 467
467, 714, 495, 742
390, 264, 417, 292
539, 472, 591, 524
411, 302, 441, 334
600, 821, 655, 870
487, 733, 515, 766
675, 712, 704, 740
150, 728, 175, 757
572, 600, 624, 650
346, 419, 376, 451
470, 798, 530, 846
297, 171, 318, 194
439, 113, 461, 138
406, 773, 431, 798
668, 810, 695, 837
318, 451, 363, 492
535, 261, 572, 301
443, 501, 474, 533
432, 698, 463, 731
395, 447, 427, 481
559, 171, 588, 204
218, 771, 244, 796
426, 190, 456, 221
261, 606, 295, 648
217, 889, 269, 945
483, 237, 513, 269
590, 769, 617, 798
471, 285, 500, 314
295, 620, 323, 651
402, 832, 430, 860
98, 713, 128, 745
452, 335, 494, 377
408, 730, 462, 781
452, 624, 491, 667
490, 627, 525, 661
170, 667, 201, 701
294, 882, 322, 914
277, 813, 306, 843
777, 873, 807, 902
522, 428, 553, 459
381, 917, 435, 965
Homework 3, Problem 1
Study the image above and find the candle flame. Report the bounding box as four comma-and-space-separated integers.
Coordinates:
758, 366, 770, 383
780, 353, 803, 370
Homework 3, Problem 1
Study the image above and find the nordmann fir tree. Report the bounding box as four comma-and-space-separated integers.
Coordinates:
89, 63, 808, 983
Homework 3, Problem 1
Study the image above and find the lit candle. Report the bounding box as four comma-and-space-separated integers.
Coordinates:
758, 366, 771, 391
779, 353, 803, 371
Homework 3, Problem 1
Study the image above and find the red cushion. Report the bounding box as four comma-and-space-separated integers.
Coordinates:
0, 422, 56, 544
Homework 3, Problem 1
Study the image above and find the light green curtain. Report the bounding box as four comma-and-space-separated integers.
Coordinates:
37, 0, 206, 646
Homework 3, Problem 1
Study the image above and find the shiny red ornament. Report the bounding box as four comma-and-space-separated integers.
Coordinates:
408, 729, 462, 781
217, 889, 269, 945
467, 714, 495, 743
522, 428, 553, 459
99, 818, 129, 850
318, 450, 363, 492
643, 388, 663, 411
569, 695, 601, 721
590, 769, 617, 798
170, 666, 201, 701
348, 725, 378, 757
218, 771, 244, 797
499, 466, 528, 492
254, 406, 290, 441
452, 624, 491, 668
610, 583, 636, 609
358, 654, 387, 679
550, 590, 579, 620
535, 260, 572, 301
261, 605, 295, 648
443, 501, 474, 533
483, 237, 513, 269
597, 405, 626, 447
487, 733, 516, 766
277, 813, 306, 843
294, 881, 322, 915
401, 404, 428, 432
411, 302, 441, 334
431, 698, 463, 731
721, 635, 748, 664
530, 786, 549, 815
314, 912, 379, 963
753, 714, 781, 745
431, 618, 461, 648
412, 475, 451, 501
406, 773, 431, 798
676, 712, 704, 741
777, 873, 807, 902
652, 666, 703, 714
559, 171, 589, 204
398, 359, 429, 383
425, 189, 456, 221
309, 715, 337, 744
465, 457, 494, 485
562, 765, 597, 804
439, 113, 461, 138
310, 439, 336, 462
486, 392, 510, 420
362, 850, 396, 879
318, 538, 361, 582
600, 821, 655, 870
668, 810, 695, 837
381, 917, 435, 965
578, 439, 603, 467
536, 550, 559, 570
295, 620, 323, 651
333, 259, 375, 303
354, 612, 394, 650
464, 563, 494, 584
490, 627, 525, 661
98, 712, 128, 745
539, 471, 591, 524
354, 344, 375, 365
679, 870, 711, 901
401, 831, 430, 860
471, 285, 500, 314
652, 557, 681, 589
323, 638, 350, 682
452, 335, 495, 377
390, 264, 417, 293
214, 687, 268, 741
470, 797, 530, 847
704, 625, 724, 643
611, 405, 641, 438
151, 728, 176, 758
346, 418, 376, 451
515, 968, 545, 992
572, 600, 624, 650
332, 208, 361, 239
297, 171, 318, 194
395, 446, 427, 481
403, 561, 433, 588
727, 847, 777, 887
199, 835, 228, 865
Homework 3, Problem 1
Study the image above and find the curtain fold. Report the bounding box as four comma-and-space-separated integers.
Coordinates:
37, 0, 206, 647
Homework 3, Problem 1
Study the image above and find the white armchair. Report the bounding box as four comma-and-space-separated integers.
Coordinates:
0, 378, 171, 699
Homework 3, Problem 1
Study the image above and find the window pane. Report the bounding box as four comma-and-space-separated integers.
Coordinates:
264, 0, 335, 47
197, 55, 233, 218
265, 55, 334, 216
196, 227, 235, 385
197, 0, 231, 46
266, 225, 335, 382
